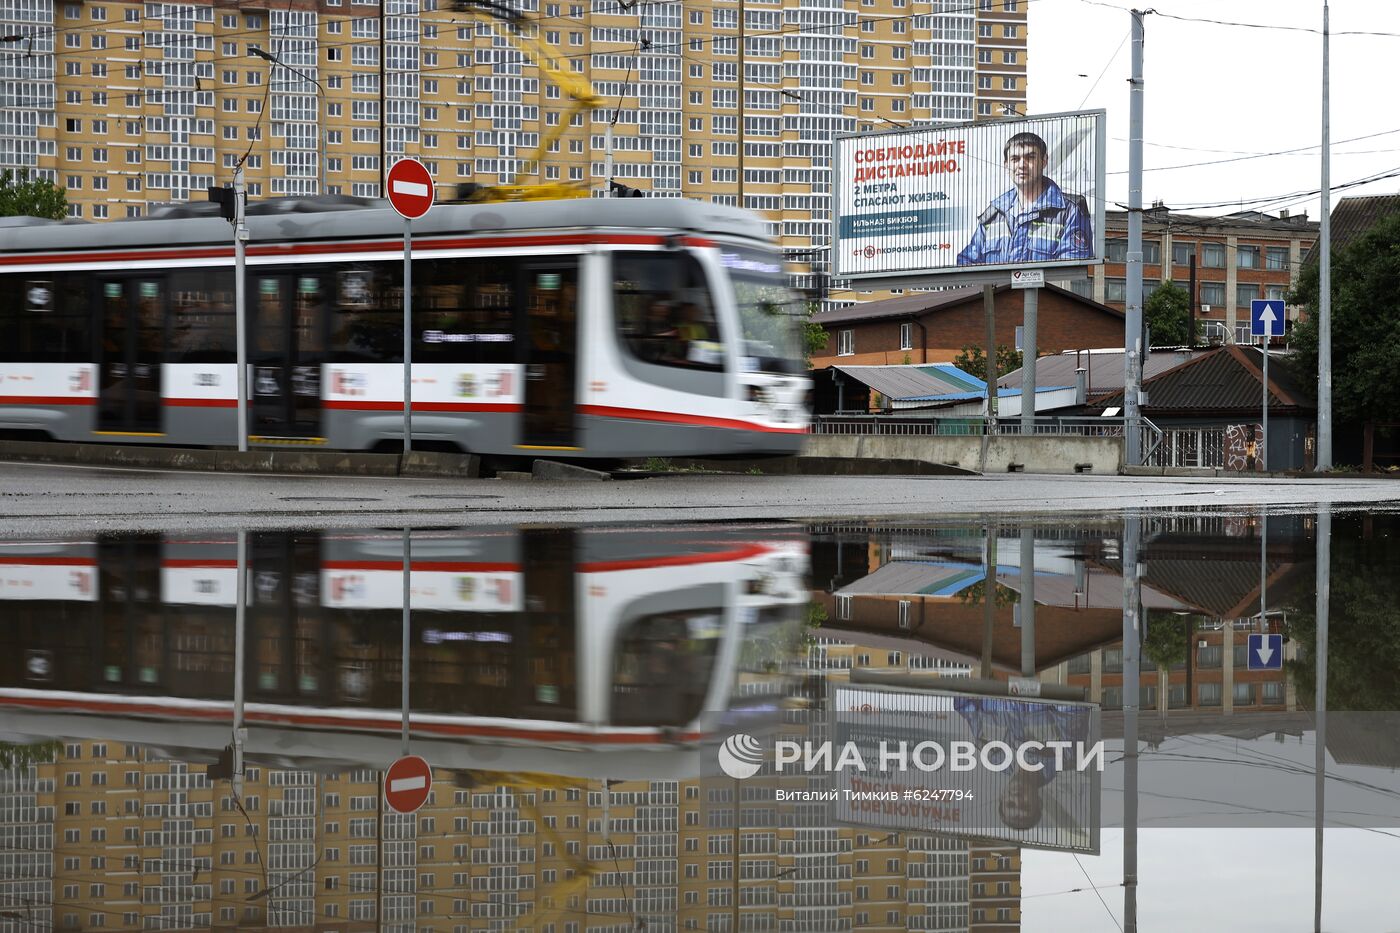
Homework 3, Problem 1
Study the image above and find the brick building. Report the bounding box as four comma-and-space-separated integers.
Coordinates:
1070, 207, 1318, 347
810, 283, 1125, 371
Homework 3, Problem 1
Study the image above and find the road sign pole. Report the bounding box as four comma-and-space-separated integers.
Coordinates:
402, 527, 411, 757
403, 216, 412, 454
1124, 9, 1146, 468
1262, 340, 1269, 472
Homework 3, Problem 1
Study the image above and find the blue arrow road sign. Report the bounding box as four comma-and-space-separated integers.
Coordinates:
1247, 633, 1283, 670
1251, 299, 1285, 337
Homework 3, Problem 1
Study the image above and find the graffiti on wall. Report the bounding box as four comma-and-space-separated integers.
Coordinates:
1225, 423, 1264, 472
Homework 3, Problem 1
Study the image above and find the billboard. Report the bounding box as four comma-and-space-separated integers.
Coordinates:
833, 110, 1106, 282
829, 684, 1101, 854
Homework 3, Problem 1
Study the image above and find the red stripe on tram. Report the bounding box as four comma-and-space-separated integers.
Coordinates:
578, 544, 775, 574
0, 556, 96, 566
163, 397, 238, 408
578, 404, 809, 435
0, 395, 96, 406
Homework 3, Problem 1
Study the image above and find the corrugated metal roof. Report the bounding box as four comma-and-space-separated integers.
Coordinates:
833, 363, 985, 401
998, 348, 1210, 397
1097, 345, 1313, 412
811, 283, 1122, 327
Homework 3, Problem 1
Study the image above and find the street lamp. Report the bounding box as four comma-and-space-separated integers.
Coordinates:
249, 46, 327, 195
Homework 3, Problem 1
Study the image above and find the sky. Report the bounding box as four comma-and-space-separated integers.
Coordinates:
1028, 0, 1400, 223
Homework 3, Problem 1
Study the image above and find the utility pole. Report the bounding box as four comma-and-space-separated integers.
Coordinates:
1121, 511, 1141, 933
737, 0, 745, 208
1124, 10, 1146, 465
1317, 1, 1333, 470
234, 167, 248, 452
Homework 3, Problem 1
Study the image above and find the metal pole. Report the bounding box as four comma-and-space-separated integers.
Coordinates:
1314, 503, 1330, 932
984, 285, 997, 419
1020, 526, 1035, 677
232, 531, 247, 797
234, 167, 248, 453
1262, 345, 1270, 472
403, 217, 412, 453
1317, 1, 1332, 470
980, 524, 997, 680
737, 0, 746, 208
981, 285, 997, 472
603, 124, 614, 194
1121, 512, 1141, 933
1020, 286, 1037, 435
1124, 9, 1146, 466
402, 527, 411, 757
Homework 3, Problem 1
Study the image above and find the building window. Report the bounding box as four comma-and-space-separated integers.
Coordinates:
1266, 246, 1289, 271
1106, 238, 1127, 262
1172, 241, 1193, 266
1198, 683, 1222, 706
837, 329, 853, 356
1236, 284, 1258, 308
1265, 284, 1286, 302
1201, 242, 1226, 268
899, 322, 913, 350
1105, 278, 1126, 303
1200, 282, 1226, 307
1237, 245, 1260, 269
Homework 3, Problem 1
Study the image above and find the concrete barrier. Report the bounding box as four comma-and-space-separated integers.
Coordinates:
801, 434, 1123, 475
0, 440, 451, 478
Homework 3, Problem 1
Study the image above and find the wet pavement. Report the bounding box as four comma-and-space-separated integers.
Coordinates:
0, 507, 1395, 930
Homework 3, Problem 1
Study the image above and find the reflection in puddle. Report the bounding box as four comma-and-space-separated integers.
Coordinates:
0, 510, 1395, 930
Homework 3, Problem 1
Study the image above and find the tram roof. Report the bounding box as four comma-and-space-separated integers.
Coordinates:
0, 195, 776, 253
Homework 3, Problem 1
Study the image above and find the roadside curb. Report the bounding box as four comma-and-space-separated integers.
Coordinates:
0, 441, 480, 479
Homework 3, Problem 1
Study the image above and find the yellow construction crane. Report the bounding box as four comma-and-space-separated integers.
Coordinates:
450, 0, 604, 202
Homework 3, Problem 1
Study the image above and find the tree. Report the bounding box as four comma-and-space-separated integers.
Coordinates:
953, 344, 1023, 382
1144, 281, 1198, 348
0, 740, 60, 772
1285, 513, 1400, 711
0, 168, 67, 220
1143, 610, 1191, 670
1288, 211, 1400, 428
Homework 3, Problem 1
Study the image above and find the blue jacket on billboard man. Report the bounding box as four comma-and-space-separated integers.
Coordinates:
956, 132, 1094, 267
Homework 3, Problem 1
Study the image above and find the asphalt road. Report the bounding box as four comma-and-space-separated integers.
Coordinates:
1, 461, 1397, 536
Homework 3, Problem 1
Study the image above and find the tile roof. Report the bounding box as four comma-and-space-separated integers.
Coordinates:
1304, 194, 1400, 263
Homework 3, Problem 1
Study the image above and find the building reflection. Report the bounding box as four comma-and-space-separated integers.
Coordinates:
0, 512, 1393, 931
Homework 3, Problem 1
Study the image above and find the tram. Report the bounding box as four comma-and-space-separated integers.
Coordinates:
0, 525, 807, 778
0, 197, 811, 459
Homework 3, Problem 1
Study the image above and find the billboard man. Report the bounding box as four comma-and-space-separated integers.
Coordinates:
957, 132, 1094, 267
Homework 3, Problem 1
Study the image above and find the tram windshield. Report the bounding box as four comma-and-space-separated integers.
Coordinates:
722, 247, 806, 375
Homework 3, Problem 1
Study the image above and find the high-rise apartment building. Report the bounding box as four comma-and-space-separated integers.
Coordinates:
0, 0, 1025, 302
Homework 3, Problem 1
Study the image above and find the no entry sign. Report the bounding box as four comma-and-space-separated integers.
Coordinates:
384, 755, 432, 814
386, 158, 434, 220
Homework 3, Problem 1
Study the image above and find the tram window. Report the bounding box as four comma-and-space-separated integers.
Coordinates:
168, 270, 235, 363
294, 276, 325, 354
414, 258, 518, 365
0, 273, 91, 362
328, 263, 403, 362
611, 610, 722, 727
613, 252, 723, 372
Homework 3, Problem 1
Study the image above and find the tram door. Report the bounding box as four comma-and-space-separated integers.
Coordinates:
96, 278, 164, 434
250, 273, 325, 439
520, 263, 578, 449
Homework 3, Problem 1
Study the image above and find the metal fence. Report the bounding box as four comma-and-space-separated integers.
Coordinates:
1143, 427, 1227, 468
811, 415, 1140, 439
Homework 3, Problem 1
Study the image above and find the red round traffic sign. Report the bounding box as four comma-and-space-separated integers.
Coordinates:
386, 158, 434, 220
384, 755, 432, 814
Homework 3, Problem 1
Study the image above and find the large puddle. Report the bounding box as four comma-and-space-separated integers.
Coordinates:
0, 508, 1392, 930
